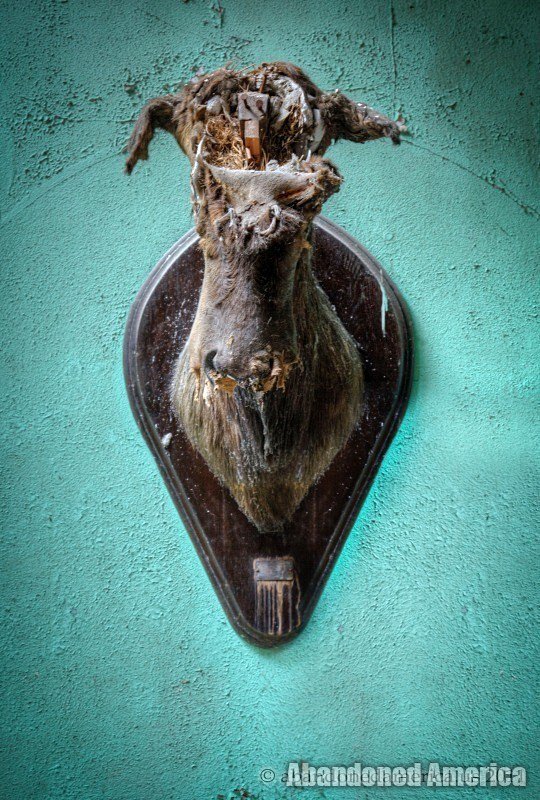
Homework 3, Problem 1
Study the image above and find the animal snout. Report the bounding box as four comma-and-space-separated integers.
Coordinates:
209, 349, 272, 381
209, 349, 237, 377
205, 346, 299, 391
203, 349, 219, 374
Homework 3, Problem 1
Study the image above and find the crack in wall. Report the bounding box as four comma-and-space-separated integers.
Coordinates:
402, 139, 539, 219
389, 0, 398, 116
0, 152, 119, 230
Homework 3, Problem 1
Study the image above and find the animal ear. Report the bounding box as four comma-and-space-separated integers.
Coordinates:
124, 95, 179, 174
319, 91, 403, 145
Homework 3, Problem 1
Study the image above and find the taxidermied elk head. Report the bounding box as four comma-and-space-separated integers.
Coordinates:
126, 62, 403, 532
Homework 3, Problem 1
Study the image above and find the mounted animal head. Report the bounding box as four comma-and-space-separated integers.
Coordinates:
126, 62, 402, 390
126, 62, 402, 531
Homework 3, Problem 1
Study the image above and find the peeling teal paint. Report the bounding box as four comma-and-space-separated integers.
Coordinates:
1, 1, 538, 799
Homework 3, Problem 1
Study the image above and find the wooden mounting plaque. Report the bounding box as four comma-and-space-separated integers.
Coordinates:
124, 216, 413, 647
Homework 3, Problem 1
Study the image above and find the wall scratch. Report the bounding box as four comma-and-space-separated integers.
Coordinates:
389, 0, 398, 115
0, 152, 119, 230
402, 139, 539, 219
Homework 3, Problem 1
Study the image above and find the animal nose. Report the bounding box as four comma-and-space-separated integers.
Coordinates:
203, 350, 218, 373
206, 347, 298, 386
207, 349, 238, 379
206, 349, 266, 382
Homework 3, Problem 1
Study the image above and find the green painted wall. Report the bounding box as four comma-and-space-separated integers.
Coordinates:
1, 1, 538, 798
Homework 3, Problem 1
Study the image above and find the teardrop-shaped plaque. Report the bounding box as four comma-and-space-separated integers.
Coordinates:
124, 216, 412, 646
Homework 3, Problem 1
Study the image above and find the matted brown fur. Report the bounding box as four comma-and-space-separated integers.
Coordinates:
126, 62, 402, 531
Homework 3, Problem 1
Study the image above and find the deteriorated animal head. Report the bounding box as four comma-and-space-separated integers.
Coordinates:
126, 62, 402, 531
125, 63, 401, 389
191, 158, 341, 386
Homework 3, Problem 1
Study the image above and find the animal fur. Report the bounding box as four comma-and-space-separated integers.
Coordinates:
126, 62, 402, 532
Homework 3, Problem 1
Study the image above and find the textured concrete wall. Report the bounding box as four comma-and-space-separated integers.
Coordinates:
1, 1, 538, 798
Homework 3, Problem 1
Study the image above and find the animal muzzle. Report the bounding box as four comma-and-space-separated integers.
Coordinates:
206, 345, 299, 394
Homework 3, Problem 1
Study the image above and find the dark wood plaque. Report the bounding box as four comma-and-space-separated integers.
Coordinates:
124, 216, 413, 646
